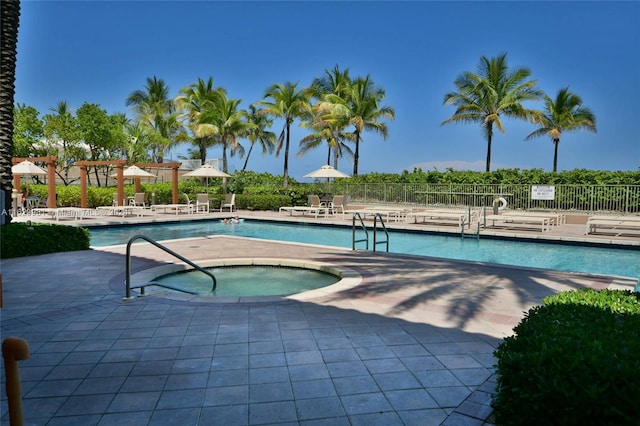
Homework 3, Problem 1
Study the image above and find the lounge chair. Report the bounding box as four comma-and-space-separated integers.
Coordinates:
329, 195, 347, 215
196, 193, 210, 213
220, 193, 236, 212
130, 192, 147, 208
278, 194, 330, 218
151, 193, 194, 215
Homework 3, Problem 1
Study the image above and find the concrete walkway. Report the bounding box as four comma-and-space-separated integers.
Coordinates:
2, 210, 638, 425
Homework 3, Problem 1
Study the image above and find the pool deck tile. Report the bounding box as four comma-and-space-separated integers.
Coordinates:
2, 210, 638, 425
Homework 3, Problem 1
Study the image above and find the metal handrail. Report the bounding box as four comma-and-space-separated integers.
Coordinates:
124, 234, 217, 300
373, 213, 389, 252
461, 217, 481, 240
352, 213, 369, 250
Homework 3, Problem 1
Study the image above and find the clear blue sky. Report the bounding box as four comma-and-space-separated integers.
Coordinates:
14, 1, 640, 179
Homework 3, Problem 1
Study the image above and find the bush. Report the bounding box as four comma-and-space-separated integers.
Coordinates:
492, 288, 640, 425
0, 222, 91, 259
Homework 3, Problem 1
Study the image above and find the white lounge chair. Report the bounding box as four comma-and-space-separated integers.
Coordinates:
196, 193, 210, 213
130, 192, 147, 208
220, 193, 236, 212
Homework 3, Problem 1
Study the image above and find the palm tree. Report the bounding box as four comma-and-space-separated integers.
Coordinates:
242, 105, 275, 171
304, 66, 354, 169
311, 65, 352, 100
299, 100, 353, 169
174, 77, 221, 163
0, 0, 21, 223
126, 76, 184, 162
255, 82, 311, 188
525, 87, 597, 172
343, 76, 394, 175
198, 92, 250, 192
442, 53, 543, 172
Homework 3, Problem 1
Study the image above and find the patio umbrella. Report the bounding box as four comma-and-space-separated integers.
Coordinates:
111, 165, 156, 194
183, 164, 230, 189
304, 164, 351, 179
12, 160, 47, 176
304, 164, 350, 197
111, 165, 156, 178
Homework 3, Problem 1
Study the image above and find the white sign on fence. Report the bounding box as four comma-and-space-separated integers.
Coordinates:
531, 185, 555, 200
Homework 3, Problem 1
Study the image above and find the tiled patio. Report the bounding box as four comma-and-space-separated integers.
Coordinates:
1, 210, 637, 425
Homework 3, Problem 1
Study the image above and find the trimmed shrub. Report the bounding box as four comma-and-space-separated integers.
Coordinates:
0, 222, 91, 259
492, 288, 640, 425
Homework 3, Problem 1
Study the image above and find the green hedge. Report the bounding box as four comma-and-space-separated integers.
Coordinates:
0, 222, 91, 259
492, 288, 640, 425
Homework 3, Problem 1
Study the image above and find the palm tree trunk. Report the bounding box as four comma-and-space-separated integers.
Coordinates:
199, 138, 207, 164
242, 143, 254, 171
0, 0, 21, 224
353, 132, 361, 176
553, 139, 559, 172
485, 124, 493, 173
222, 143, 228, 193
283, 123, 290, 188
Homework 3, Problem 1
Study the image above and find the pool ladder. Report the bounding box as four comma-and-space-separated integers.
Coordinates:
352, 213, 389, 252
461, 206, 481, 240
124, 234, 217, 300
460, 218, 481, 240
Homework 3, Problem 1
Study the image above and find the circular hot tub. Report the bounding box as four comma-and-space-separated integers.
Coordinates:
129, 258, 362, 302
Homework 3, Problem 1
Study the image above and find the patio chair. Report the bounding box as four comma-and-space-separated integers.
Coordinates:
220, 193, 236, 212
131, 192, 147, 208
196, 193, 210, 213
308, 194, 326, 208
329, 195, 346, 215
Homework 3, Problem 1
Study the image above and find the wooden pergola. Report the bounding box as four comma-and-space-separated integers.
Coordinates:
12, 156, 57, 209
75, 161, 181, 208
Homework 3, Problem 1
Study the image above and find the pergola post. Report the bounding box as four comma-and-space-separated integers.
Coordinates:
46, 159, 56, 208
172, 166, 179, 204
80, 165, 88, 208
116, 164, 125, 206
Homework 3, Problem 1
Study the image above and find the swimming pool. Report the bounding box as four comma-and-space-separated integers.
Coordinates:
89, 219, 640, 284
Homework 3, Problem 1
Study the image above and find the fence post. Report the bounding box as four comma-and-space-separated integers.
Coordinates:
3, 337, 30, 426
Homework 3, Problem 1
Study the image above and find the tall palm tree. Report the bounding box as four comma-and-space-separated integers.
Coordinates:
174, 77, 221, 163
442, 53, 543, 172
242, 105, 275, 171
311, 65, 352, 101
198, 92, 250, 192
126, 76, 184, 162
299, 100, 353, 170
0, 0, 21, 223
525, 87, 597, 172
343, 76, 394, 175
304, 65, 354, 169
255, 81, 311, 188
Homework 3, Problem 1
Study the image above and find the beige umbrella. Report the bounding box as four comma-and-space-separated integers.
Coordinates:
111, 165, 156, 178
111, 165, 156, 195
304, 164, 350, 196
183, 164, 230, 189
12, 160, 47, 175
304, 164, 351, 179
183, 164, 230, 178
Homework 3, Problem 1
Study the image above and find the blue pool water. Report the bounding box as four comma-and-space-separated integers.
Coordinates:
89, 219, 640, 283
